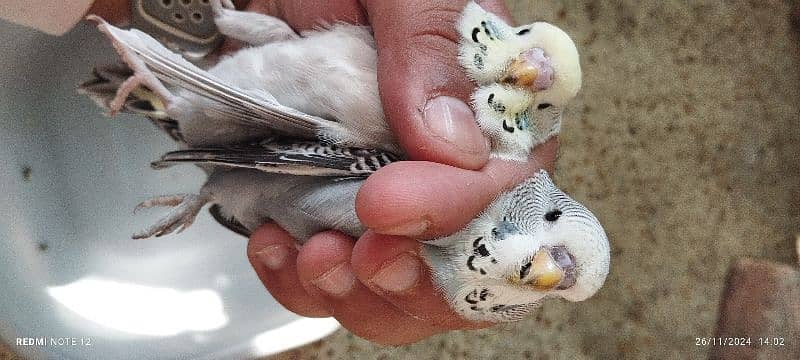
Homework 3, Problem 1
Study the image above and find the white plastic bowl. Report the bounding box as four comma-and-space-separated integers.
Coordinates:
0, 20, 339, 360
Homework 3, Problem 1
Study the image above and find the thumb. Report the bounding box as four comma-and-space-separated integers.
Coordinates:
360, 0, 513, 170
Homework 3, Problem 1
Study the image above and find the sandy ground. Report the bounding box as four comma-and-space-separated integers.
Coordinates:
1, 1, 797, 359
271, 0, 800, 359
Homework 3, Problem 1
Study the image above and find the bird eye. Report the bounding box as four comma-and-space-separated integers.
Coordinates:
519, 261, 532, 280
537, 103, 553, 110
544, 210, 562, 222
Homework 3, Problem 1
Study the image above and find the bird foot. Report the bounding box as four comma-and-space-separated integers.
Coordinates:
108, 73, 159, 115
79, 65, 134, 112
210, 0, 235, 14
133, 193, 210, 239
89, 16, 174, 116
210, 0, 297, 45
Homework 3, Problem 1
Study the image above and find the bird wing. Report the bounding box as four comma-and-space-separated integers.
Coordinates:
152, 140, 399, 177
90, 16, 355, 140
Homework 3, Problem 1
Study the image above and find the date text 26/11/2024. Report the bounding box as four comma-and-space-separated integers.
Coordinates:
695, 337, 785, 346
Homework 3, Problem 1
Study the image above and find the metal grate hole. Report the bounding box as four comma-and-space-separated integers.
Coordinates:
173, 12, 185, 22
191, 12, 203, 22
161, 0, 173, 7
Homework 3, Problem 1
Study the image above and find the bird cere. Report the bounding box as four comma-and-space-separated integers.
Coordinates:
79, 0, 609, 323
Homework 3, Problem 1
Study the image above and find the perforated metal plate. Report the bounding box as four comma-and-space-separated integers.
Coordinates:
131, 0, 223, 60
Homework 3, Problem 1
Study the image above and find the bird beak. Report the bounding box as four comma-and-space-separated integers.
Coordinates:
499, 48, 554, 91
528, 248, 564, 290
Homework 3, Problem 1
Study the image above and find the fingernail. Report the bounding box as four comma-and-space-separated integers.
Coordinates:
423, 96, 488, 155
255, 245, 290, 270
371, 253, 421, 293
313, 263, 356, 297
377, 219, 430, 237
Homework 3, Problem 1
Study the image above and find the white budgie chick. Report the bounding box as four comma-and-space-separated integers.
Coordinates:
79, 0, 608, 323
458, 1, 582, 160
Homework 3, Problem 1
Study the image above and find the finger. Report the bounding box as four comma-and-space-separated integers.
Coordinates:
351, 231, 491, 330
295, 231, 444, 345
247, 224, 331, 317
246, 0, 367, 30
357, 137, 558, 238
359, 0, 513, 170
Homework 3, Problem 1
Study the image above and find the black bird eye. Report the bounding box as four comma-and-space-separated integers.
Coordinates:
537, 103, 553, 110
519, 262, 532, 279
544, 210, 562, 222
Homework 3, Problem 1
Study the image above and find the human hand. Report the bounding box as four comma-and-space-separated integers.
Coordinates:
235, 0, 560, 345
83, 0, 559, 344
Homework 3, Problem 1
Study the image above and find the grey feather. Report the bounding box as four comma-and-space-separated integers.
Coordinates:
152, 141, 400, 176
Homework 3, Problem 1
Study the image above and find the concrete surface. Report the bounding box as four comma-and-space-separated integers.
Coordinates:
272, 0, 800, 359
710, 258, 800, 359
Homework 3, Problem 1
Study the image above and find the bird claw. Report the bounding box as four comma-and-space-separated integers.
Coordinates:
109, 75, 146, 115
90, 16, 174, 115
132, 194, 210, 239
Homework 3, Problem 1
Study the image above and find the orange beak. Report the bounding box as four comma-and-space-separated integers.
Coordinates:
500, 57, 542, 88
499, 48, 554, 91
528, 248, 564, 290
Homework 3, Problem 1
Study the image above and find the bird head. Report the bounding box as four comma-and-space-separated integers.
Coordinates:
495, 22, 582, 110
458, 1, 581, 103
423, 171, 609, 322
458, 2, 582, 160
